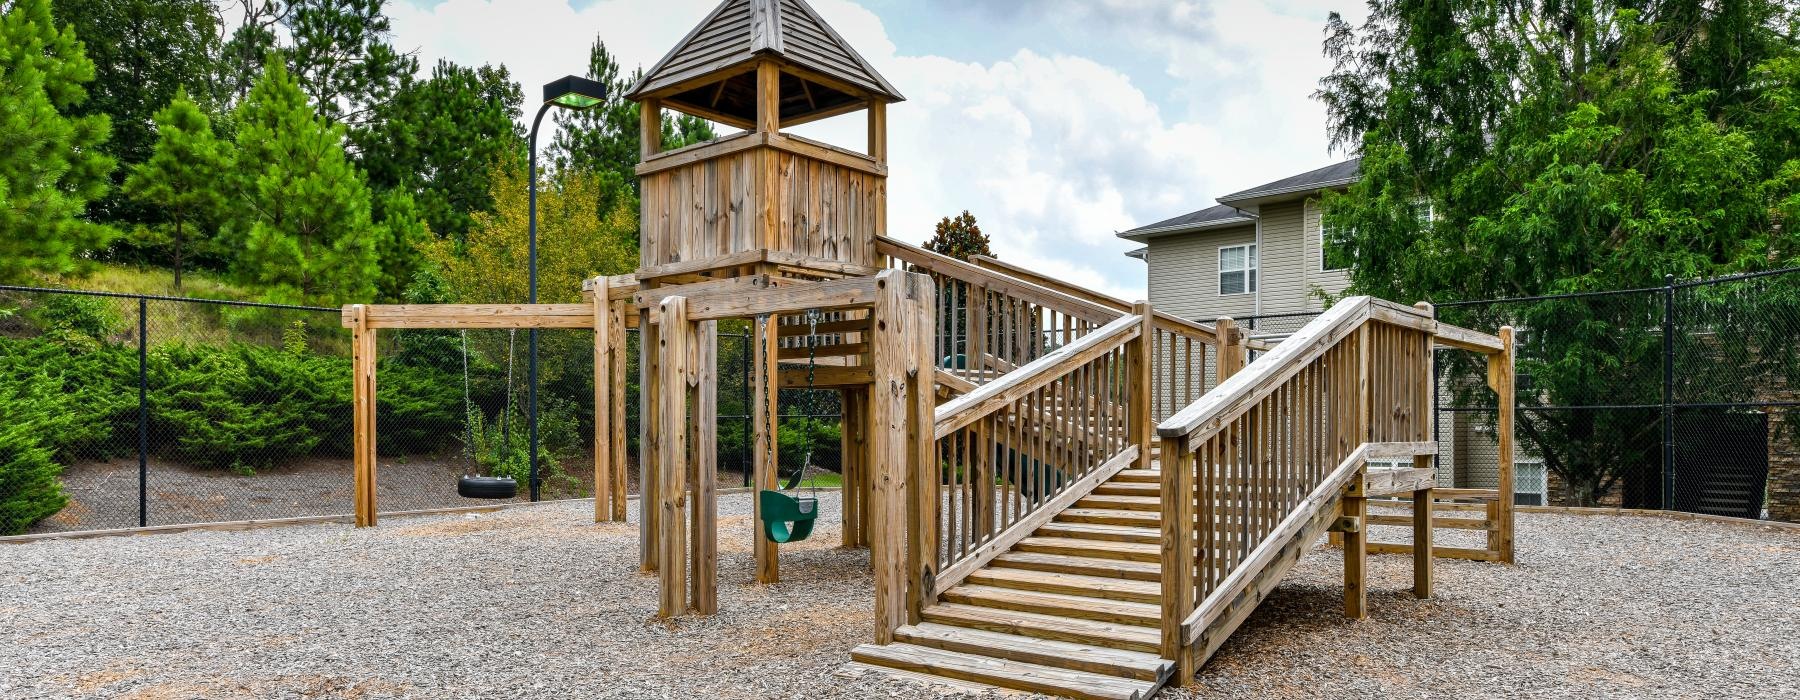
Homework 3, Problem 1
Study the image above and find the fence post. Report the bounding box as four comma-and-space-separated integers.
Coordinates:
1662, 273, 1675, 511
137, 296, 148, 528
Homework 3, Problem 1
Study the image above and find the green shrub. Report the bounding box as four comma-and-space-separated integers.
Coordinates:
149, 343, 333, 470
0, 374, 73, 534
376, 360, 464, 454
0, 337, 136, 461
465, 404, 583, 498
778, 416, 842, 474
30, 294, 120, 341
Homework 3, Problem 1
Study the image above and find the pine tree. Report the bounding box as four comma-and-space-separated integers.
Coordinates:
227, 56, 379, 304
924, 211, 993, 261
123, 87, 230, 291
0, 0, 115, 282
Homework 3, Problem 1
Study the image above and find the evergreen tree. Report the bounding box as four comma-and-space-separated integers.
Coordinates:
123, 87, 230, 291
0, 0, 115, 282
373, 189, 429, 301
49, 0, 220, 229
548, 39, 715, 214
924, 211, 993, 261
227, 57, 379, 304
357, 59, 523, 243
284, 0, 415, 132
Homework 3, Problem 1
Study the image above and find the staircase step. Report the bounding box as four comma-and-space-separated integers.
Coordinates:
1015, 536, 1161, 562
850, 643, 1159, 700
1036, 522, 1162, 544
1112, 469, 1161, 483
942, 584, 1162, 626
896, 622, 1172, 683
967, 567, 1163, 604
1075, 495, 1162, 512
991, 551, 1162, 582
1092, 482, 1161, 497
1057, 508, 1160, 527
922, 603, 1162, 654
839, 661, 1011, 695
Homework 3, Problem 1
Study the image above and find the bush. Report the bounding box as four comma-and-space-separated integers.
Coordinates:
0, 374, 72, 534
150, 343, 327, 471
30, 293, 120, 341
778, 416, 842, 474
376, 360, 464, 455
0, 337, 136, 461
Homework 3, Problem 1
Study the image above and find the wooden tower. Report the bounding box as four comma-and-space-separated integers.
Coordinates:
626, 0, 903, 287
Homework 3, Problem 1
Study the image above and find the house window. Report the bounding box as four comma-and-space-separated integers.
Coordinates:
1411, 197, 1436, 226
1219, 244, 1257, 296
1514, 459, 1547, 506
1320, 206, 1348, 272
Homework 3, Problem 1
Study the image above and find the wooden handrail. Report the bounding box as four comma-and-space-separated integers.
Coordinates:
971, 253, 1226, 346
934, 313, 1142, 439
1156, 296, 1373, 441
1176, 440, 1436, 645
876, 236, 1119, 324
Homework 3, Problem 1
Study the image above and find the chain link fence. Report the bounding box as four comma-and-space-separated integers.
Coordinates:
1236, 268, 1800, 523
0, 287, 846, 536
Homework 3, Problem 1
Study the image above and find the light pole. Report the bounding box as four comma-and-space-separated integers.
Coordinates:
527, 74, 607, 501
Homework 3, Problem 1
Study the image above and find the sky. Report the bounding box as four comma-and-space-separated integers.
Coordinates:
387, 0, 1367, 300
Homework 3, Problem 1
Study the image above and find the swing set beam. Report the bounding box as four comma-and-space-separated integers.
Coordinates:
340, 300, 630, 528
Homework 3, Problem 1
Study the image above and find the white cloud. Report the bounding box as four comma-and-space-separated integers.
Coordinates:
384, 0, 1358, 301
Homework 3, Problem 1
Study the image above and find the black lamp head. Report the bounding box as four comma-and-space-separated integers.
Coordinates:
543, 75, 607, 109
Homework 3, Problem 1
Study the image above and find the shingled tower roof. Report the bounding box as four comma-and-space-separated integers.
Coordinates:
625, 0, 903, 128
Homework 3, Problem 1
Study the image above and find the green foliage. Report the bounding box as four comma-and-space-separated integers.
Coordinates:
548, 39, 715, 215
29, 293, 120, 342
283, 0, 416, 130
123, 87, 232, 291
924, 211, 993, 261
150, 342, 336, 470
0, 375, 68, 535
49, 0, 219, 230
464, 403, 582, 498
0, 0, 116, 282
226, 57, 379, 305
357, 59, 523, 244
777, 416, 842, 474
372, 190, 431, 302
1316, 1, 1800, 505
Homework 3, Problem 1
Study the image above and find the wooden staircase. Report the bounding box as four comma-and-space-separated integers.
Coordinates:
847, 467, 1176, 700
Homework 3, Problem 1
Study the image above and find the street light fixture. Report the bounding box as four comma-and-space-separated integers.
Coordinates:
526, 74, 606, 501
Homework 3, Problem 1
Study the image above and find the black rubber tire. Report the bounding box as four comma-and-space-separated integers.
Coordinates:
458, 475, 518, 499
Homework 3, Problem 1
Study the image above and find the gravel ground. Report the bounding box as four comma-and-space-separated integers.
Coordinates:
4, 494, 1797, 699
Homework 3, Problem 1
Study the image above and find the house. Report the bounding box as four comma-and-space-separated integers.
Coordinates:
1118, 159, 1360, 329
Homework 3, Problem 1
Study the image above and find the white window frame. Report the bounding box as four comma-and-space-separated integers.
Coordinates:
1513, 458, 1547, 506
1319, 205, 1347, 273
1218, 243, 1257, 296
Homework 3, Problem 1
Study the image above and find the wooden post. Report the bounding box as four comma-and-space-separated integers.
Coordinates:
841, 388, 863, 548
906, 278, 939, 624
349, 305, 378, 528
1489, 326, 1516, 564
1413, 486, 1434, 598
1128, 302, 1154, 470
866, 99, 887, 163
656, 296, 690, 618
590, 287, 613, 523
756, 61, 780, 134
1343, 475, 1368, 619
690, 320, 718, 614
640, 98, 662, 159
868, 271, 910, 644
1161, 439, 1197, 685
639, 309, 660, 571
752, 313, 781, 583
1216, 317, 1242, 384
608, 299, 629, 521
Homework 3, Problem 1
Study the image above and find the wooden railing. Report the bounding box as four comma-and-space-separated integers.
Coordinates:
1153, 296, 1508, 682
924, 312, 1146, 597
879, 237, 1120, 387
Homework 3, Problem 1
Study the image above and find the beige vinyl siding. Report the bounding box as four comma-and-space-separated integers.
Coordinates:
1303, 198, 1351, 303
1257, 200, 1307, 314
1144, 223, 1257, 322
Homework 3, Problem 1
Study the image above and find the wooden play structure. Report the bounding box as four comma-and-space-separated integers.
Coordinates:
341, 1, 1517, 697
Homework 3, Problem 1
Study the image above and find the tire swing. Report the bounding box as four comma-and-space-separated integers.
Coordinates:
758, 310, 823, 544
458, 329, 518, 500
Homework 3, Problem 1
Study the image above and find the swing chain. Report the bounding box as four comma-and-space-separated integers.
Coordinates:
804, 308, 824, 387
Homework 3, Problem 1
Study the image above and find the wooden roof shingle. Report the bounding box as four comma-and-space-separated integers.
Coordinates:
627, 0, 902, 125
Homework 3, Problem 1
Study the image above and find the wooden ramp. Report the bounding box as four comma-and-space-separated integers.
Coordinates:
846, 467, 1176, 699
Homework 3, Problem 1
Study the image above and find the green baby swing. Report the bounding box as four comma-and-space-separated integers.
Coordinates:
758, 310, 825, 544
